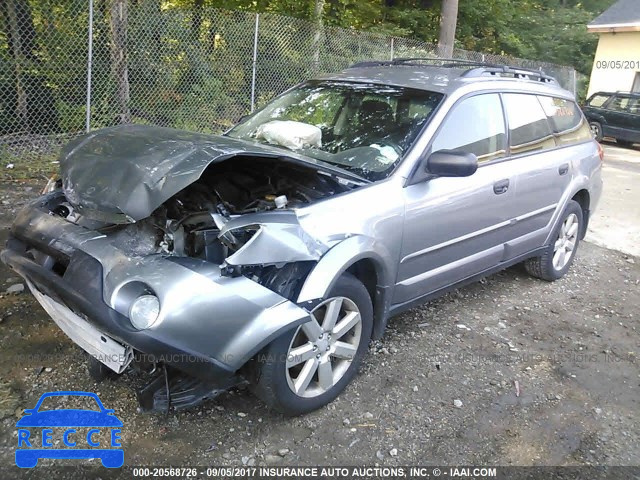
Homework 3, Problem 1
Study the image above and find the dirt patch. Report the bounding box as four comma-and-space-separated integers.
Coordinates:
0, 182, 638, 471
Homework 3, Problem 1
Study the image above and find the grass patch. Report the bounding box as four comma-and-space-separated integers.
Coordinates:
0, 148, 61, 182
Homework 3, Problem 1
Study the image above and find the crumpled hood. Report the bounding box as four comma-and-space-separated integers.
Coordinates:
60, 124, 344, 223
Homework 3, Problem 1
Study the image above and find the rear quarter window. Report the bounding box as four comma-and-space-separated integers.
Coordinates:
538, 96, 592, 146
628, 98, 640, 115
609, 96, 631, 112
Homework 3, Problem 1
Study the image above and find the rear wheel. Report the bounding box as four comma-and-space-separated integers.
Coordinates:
617, 139, 634, 148
525, 200, 583, 281
251, 273, 373, 415
589, 122, 602, 141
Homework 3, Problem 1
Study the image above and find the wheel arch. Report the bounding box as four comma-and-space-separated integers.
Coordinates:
296, 235, 395, 340
571, 189, 590, 239
545, 179, 591, 246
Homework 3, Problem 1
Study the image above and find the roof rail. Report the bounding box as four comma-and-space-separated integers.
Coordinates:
348, 57, 502, 69
347, 57, 559, 85
462, 65, 557, 84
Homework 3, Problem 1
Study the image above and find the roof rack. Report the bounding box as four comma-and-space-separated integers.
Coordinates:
349, 57, 502, 69
348, 57, 558, 85
462, 65, 557, 84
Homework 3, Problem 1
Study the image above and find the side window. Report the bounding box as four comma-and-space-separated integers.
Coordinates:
502, 93, 556, 155
587, 94, 610, 108
431, 94, 506, 162
628, 98, 640, 115
538, 96, 592, 146
609, 96, 630, 111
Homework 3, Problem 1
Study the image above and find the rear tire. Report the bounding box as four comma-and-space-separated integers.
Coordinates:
589, 121, 603, 141
250, 273, 373, 415
525, 200, 583, 281
617, 139, 633, 148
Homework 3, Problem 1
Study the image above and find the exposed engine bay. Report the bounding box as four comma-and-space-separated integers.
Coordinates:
63, 156, 355, 288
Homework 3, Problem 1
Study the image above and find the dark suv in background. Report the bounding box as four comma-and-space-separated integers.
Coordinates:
583, 91, 640, 147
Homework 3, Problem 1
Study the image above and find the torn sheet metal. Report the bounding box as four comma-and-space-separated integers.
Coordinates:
220, 211, 328, 266
60, 125, 365, 224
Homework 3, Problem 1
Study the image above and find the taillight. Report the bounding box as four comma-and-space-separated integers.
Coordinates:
596, 142, 604, 163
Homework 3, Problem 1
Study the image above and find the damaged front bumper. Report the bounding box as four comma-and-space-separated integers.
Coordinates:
1, 197, 313, 409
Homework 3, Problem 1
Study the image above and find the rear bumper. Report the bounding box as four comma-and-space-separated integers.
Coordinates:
2, 196, 311, 382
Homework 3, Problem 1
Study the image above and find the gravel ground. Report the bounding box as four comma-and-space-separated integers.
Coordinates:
0, 179, 638, 474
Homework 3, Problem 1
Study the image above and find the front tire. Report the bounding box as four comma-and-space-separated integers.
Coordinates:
589, 122, 603, 141
525, 200, 583, 281
251, 273, 373, 415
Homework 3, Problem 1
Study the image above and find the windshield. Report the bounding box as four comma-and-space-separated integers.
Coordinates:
227, 81, 443, 181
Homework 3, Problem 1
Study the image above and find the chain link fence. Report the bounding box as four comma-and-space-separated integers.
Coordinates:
0, 0, 576, 178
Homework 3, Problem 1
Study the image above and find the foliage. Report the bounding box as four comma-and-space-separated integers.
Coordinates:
0, 0, 615, 156
201, 0, 613, 77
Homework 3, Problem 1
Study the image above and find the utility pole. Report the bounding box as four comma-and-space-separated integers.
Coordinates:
437, 0, 458, 58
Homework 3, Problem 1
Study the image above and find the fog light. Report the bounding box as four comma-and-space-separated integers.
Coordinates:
128, 295, 160, 330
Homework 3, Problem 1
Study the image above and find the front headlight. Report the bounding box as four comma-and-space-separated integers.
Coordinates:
128, 295, 160, 330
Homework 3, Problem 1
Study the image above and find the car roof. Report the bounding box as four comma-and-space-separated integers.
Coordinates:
315, 59, 572, 98
591, 91, 640, 97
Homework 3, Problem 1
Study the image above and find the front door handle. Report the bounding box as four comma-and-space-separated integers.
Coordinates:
559, 163, 569, 176
493, 179, 509, 195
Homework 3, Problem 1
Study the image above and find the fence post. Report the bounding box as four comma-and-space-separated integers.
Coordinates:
85, 0, 94, 132
390, 37, 394, 61
250, 13, 259, 112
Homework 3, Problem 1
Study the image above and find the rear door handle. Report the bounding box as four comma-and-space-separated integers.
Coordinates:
493, 179, 509, 195
559, 163, 569, 176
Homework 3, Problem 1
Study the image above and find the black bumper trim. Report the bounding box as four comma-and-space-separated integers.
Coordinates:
1, 246, 235, 383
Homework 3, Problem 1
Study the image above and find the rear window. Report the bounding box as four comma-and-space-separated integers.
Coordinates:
610, 96, 631, 112
587, 94, 610, 107
502, 93, 556, 154
537, 96, 592, 146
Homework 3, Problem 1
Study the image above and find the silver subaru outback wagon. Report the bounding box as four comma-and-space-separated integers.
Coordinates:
1, 59, 603, 415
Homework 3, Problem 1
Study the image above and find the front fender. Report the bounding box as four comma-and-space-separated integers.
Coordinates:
296, 235, 394, 304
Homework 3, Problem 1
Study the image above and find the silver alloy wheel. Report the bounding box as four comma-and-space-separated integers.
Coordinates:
590, 123, 599, 136
285, 296, 362, 398
553, 213, 579, 271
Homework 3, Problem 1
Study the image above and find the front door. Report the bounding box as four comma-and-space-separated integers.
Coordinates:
394, 93, 515, 306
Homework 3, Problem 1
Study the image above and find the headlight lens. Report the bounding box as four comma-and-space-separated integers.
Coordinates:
129, 295, 160, 330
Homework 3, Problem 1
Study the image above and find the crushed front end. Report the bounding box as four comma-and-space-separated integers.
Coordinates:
1, 126, 363, 413
2, 192, 315, 411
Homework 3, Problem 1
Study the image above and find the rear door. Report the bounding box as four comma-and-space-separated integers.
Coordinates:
500, 94, 591, 259
395, 93, 516, 305
605, 94, 633, 139
618, 96, 640, 143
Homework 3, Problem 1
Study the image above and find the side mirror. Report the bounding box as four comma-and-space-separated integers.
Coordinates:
426, 150, 478, 177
